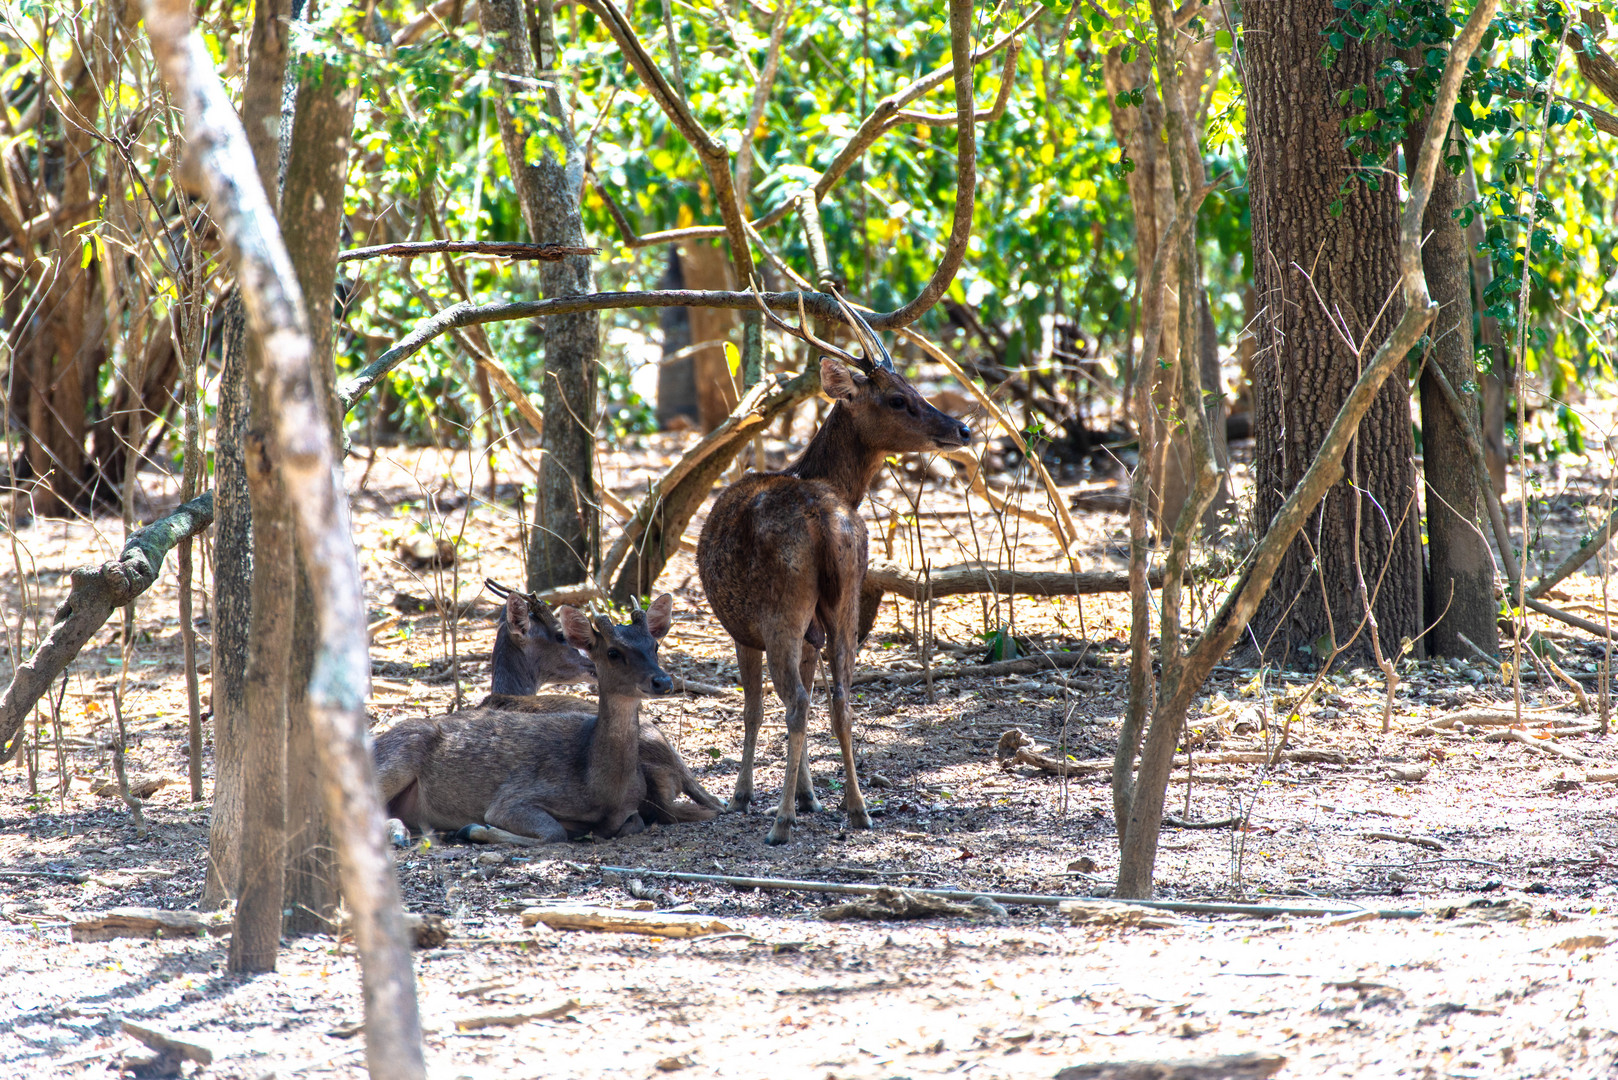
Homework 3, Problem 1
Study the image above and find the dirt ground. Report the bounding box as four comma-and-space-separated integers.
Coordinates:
3, 422, 1618, 1079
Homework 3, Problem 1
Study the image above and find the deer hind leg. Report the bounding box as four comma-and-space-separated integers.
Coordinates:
792, 640, 823, 812
728, 645, 766, 812
826, 621, 871, 830
764, 631, 813, 846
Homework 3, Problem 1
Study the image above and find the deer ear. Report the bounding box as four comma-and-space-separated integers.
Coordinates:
820, 357, 863, 400
557, 606, 595, 651
505, 592, 531, 638
645, 593, 674, 640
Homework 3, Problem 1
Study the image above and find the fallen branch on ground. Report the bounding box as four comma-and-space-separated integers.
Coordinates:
589, 865, 1426, 919
453, 1000, 578, 1030
864, 560, 1162, 600
1421, 709, 1585, 730
520, 906, 732, 937
1485, 728, 1590, 763
852, 650, 1094, 687
1360, 831, 1445, 852
121, 1020, 214, 1070
1055, 1052, 1287, 1080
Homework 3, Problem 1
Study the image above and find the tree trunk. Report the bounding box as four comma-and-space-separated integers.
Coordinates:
1103, 42, 1229, 536
1411, 131, 1497, 659
278, 57, 361, 937
682, 239, 740, 432
203, 0, 290, 912
1459, 157, 1508, 494
655, 246, 697, 428
480, 0, 600, 590
20, 38, 106, 515
1245, 0, 1423, 664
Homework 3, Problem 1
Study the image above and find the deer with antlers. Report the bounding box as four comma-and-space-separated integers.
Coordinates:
697, 291, 971, 845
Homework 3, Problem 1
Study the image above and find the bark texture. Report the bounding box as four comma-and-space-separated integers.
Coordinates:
279, 64, 361, 936
1245, 0, 1423, 663
654, 247, 697, 427
1411, 133, 1497, 659
682, 239, 740, 432
481, 0, 600, 590
203, 0, 288, 907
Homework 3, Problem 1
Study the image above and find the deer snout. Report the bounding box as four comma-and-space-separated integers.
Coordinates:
647, 672, 674, 696
933, 420, 971, 450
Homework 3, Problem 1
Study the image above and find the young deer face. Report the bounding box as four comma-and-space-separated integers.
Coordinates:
821, 357, 972, 454
558, 594, 675, 699
492, 591, 598, 694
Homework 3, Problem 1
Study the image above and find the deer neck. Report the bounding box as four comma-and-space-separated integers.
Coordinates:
584, 690, 641, 795
782, 404, 885, 508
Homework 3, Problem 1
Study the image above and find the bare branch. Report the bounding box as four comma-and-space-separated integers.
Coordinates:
338, 240, 595, 263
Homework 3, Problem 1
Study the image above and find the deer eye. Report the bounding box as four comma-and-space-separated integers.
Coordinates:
553, 632, 566, 644
887, 395, 907, 410
607, 648, 623, 662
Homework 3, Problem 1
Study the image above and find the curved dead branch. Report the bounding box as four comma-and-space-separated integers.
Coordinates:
0, 492, 215, 764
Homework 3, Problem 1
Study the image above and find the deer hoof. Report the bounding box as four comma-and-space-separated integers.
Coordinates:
847, 808, 873, 830
455, 824, 492, 844
723, 797, 750, 814
764, 819, 793, 846
795, 792, 824, 813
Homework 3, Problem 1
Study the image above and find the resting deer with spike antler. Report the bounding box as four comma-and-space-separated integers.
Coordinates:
697, 290, 971, 844
374, 595, 691, 842
477, 581, 721, 823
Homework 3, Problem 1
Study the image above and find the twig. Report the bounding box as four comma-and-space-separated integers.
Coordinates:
1485, 727, 1589, 763
591, 865, 1424, 919
1360, 831, 1444, 852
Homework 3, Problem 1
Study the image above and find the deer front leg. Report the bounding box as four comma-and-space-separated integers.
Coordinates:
480, 792, 570, 844
728, 645, 765, 813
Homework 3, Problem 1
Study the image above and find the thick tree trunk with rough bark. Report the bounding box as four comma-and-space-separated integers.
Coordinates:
1411, 131, 1497, 659
481, 0, 600, 590
279, 62, 361, 936
1245, 0, 1423, 664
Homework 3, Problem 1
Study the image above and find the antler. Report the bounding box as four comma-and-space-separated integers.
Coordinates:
748, 279, 869, 372
827, 286, 896, 373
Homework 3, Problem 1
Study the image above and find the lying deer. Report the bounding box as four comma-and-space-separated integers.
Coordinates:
479, 581, 721, 822
484, 579, 597, 692
697, 293, 971, 844
374, 595, 689, 842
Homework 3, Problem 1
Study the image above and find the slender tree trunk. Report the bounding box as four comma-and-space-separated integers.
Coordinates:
279, 57, 361, 936
228, 343, 294, 973
1411, 130, 1497, 659
203, 0, 290, 911
1245, 0, 1423, 664
481, 0, 600, 590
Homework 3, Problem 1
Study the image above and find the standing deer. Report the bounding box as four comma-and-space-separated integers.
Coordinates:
697, 294, 971, 844
475, 585, 722, 822
374, 595, 684, 842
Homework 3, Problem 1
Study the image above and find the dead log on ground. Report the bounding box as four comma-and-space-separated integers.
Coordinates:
71, 907, 231, 942
520, 906, 733, 937
865, 559, 1161, 600
1055, 1052, 1286, 1080
853, 650, 1094, 687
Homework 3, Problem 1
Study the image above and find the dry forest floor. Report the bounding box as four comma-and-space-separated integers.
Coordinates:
1, 428, 1616, 1079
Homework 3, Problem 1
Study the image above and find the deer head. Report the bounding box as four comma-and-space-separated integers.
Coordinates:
557, 594, 675, 699
488, 580, 597, 694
